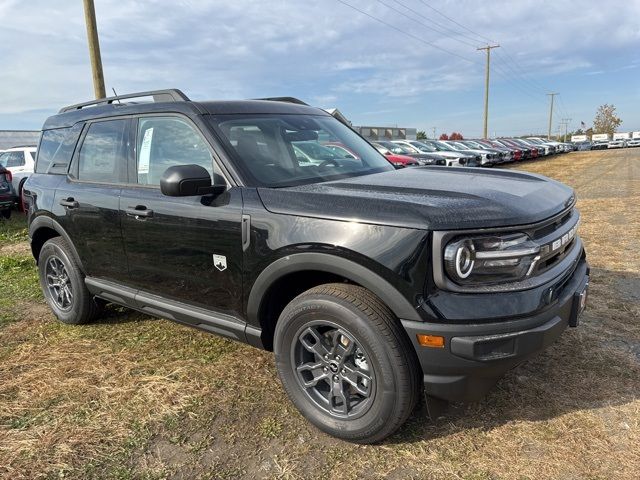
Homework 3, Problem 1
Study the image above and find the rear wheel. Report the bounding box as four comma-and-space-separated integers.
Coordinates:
38, 237, 102, 324
274, 283, 421, 443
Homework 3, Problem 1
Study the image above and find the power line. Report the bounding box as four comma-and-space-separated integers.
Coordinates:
386, 0, 484, 47
415, 0, 495, 45
334, 0, 478, 64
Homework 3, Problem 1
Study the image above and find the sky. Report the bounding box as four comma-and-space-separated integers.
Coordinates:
0, 0, 639, 137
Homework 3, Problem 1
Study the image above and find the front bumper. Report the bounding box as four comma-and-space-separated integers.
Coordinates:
401, 259, 589, 402
0, 196, 14, 209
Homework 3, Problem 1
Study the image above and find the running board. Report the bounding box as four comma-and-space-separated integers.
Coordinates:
84, 277, 257, 344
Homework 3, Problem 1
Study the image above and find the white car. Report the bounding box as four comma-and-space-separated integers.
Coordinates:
607, 139, 627, 149
627, 138, 640, 148
0, 146, 37, 201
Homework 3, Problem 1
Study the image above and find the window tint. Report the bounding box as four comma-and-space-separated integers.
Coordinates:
0, 152, 10, 168
136, 116, 214, 185
36, 125, 82, 174
78, 120, 128, 183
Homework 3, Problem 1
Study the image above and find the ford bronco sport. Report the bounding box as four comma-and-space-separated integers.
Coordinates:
24, 89, 589, 443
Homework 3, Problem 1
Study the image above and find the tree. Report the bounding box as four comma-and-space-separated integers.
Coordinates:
439, 133, 449, 140
450, 132, 464, 140
593, 104, 622, 135
416, 130, 427, 140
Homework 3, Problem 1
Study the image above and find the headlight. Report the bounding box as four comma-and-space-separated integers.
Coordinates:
444, 233, 541, 285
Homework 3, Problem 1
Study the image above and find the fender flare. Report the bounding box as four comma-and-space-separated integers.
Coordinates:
247, 252, 422, 326
29, 215, 85, 272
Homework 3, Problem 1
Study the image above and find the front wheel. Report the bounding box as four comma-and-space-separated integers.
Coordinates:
274, 283, 421, 443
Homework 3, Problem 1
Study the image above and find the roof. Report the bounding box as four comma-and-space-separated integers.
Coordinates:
0, 130, 40, 150
44, 98, 328, 130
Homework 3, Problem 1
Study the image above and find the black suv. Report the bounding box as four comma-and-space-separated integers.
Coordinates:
24, 89, 590, 443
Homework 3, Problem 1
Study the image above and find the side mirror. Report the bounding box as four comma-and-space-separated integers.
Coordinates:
160, 164, 226, 197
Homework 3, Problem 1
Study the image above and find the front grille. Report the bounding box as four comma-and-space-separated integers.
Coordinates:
528, 208, 580, 277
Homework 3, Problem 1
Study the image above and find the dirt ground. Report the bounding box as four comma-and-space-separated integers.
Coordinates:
0, 148, 638, 480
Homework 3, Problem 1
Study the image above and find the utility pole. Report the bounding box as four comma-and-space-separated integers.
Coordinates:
431, 127, 436, 139
82, 0, 106, 99
546, 93, 558, 140
477, 44, 500, 139
561, 117, 571, 142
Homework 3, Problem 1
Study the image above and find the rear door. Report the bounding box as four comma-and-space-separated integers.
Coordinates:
54, 118, 131, 283
119, 114, 244, 317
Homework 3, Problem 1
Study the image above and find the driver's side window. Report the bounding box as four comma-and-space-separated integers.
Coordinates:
136, 116, 214, 186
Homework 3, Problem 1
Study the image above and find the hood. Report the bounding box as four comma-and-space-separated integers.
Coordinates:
258, 167, 575, 231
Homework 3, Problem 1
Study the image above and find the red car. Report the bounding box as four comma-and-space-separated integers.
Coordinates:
371, 143, 419, 167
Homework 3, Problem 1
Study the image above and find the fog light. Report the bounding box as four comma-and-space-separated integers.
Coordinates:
417, 334, 445, 348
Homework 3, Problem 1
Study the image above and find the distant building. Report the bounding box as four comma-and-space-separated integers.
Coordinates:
0, 130, 40, 150
353, 126, 417, 141
323, 108, 417, 141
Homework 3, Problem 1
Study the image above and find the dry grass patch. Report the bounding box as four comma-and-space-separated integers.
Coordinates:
0, 150, 638, 479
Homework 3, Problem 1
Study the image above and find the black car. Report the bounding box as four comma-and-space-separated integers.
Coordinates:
24, 89, 590, 444
0, 165, 13, 218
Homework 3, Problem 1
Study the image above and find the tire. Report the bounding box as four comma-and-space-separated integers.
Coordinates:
18, 179, 27, 212
274, 283, 421, 443
38, 237, 102, 325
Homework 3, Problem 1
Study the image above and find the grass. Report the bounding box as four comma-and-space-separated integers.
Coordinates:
0, 214, 29, 246
0, 149, 639, 479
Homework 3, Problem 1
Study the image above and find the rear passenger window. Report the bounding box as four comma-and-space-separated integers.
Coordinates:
136, 117, 213, 185
5, 152, 25, 167
78, 120, 128, 183
37, 125, 83, 174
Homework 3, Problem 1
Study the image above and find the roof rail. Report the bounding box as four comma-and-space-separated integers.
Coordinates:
59, 89, 190, 113
255, 97, 309, 106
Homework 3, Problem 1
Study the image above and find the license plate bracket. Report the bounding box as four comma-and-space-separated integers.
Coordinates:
569, 277, 589, 327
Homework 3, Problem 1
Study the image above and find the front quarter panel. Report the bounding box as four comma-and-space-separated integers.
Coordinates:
242, 189, 432, 328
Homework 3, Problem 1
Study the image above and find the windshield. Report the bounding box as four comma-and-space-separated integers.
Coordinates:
433, 141, 457, 151
409, 141, 437, 153
208, 114, 393, 187
451, 142, 469, 150
376, 140, 411, 155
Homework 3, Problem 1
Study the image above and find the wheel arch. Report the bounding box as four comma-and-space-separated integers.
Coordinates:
247, 253, 421, 350
29, 216, 84, 272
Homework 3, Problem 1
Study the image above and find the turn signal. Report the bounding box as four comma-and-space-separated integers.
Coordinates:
416, 334, 445, 348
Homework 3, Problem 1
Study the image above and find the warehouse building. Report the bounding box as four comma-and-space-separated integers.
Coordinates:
353, 126, 417, 141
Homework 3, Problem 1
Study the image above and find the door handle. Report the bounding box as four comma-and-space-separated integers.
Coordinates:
59, 197, 79, 209
125, 205, 154, 218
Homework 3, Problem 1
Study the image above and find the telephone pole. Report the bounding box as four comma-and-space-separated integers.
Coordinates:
561, 117, 571, 142
82, 0, 106, 99
431, 127, 436, 139
546, 93, 558, 140
477, 44, 500, 139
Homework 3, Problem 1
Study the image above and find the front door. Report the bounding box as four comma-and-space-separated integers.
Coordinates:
120, 115, 244, 317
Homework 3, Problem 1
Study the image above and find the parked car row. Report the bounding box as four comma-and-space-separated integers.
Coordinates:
0, 145, 37, 217
364, 136, 574, 170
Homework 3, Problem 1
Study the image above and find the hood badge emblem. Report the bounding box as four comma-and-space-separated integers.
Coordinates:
213, 254, 227, 271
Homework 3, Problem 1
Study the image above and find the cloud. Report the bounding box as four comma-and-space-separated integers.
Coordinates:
0, 0, 639, 132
